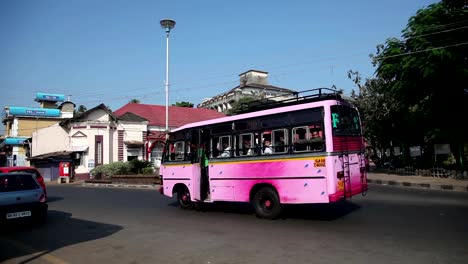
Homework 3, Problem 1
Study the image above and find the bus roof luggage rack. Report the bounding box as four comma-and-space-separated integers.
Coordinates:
237, 88, 342, 114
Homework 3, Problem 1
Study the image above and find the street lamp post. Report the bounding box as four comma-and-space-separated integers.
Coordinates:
160, 18, 176, 139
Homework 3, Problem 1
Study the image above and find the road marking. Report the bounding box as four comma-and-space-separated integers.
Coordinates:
5, 238, 70, 264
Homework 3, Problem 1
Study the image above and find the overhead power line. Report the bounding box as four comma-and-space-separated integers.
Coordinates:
404, 19, 468, 35
374, 41, 468, 60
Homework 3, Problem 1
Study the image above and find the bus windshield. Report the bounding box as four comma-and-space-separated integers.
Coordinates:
331, 105, 361, 136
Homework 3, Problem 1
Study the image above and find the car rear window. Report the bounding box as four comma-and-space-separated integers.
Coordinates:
9, 169, 39, 178
0, 174, 40, 192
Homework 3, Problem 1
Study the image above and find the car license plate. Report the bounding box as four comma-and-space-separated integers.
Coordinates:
6, 211, 31, 219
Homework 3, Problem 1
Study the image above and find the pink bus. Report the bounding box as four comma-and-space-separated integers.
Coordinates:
159, 89, 368, 219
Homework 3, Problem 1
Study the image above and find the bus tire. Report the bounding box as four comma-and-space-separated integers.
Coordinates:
253, 187, 282, 219
177, 186, 194, 210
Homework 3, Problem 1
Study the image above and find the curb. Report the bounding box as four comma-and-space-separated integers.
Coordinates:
82, 182, 160, 189
367, 179, 468, 192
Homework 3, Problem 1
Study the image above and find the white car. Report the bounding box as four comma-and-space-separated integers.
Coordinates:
0, 172, 48, 226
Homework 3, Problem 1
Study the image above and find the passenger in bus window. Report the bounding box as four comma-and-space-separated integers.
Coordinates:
263, 140, 273, 154
310, 130, 324, 150
275, 136, 285, 152
220, 142, 231, 157
311, 130, 321, 139
170, 143, 176, 160
187, 141, 198, 161
243, 141, 253, 155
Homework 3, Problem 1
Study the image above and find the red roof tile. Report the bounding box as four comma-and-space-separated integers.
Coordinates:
114, 103, 226, 128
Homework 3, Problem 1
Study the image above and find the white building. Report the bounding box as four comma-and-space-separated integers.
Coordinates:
30, 104, 148, 181
197, 70, 297, 113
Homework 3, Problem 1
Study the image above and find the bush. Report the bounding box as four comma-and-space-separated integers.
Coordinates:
91, 161, 131, 178
141, 167, 154, 175
129, 159, 153, 174
91, 160, 154, 177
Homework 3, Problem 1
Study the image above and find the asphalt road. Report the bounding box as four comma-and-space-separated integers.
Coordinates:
1, 184, 468, 264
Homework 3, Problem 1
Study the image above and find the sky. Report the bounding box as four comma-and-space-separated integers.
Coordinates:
0, 0, 439, 120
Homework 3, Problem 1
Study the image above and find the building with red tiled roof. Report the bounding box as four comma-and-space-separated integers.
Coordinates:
114, 103, 226, 164
114, 103, 226, 128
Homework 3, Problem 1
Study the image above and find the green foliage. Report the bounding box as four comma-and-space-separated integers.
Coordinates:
91, 161, 131, 178
226, 96, 258, 115
91, 160, 155, 177
172, 101, 194, 107
141, 167, 155, 175
129, 159, 153, 174
373, 0, 468, 133
129, 99, 141, 103
74, 105, 87, 117
351, 0, 468, 169
349, 71, 400, 152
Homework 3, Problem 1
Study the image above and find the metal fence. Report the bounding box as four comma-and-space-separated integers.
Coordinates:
387, 166, 463, 178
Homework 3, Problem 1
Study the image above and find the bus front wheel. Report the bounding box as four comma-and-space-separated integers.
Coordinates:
253, 187, 282, 219
177, 187, 194, 210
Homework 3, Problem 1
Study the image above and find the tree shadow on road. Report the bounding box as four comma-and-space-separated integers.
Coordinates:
0, 210, 123, 263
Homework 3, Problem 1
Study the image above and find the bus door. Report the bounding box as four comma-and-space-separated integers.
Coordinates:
199, 128, 211, 201
186, 129, 203, 201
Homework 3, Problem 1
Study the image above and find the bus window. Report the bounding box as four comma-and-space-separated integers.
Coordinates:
293, 126, 309, 152
220, 136, 231, 158
331, 105, 361, 136
272, 129, 287, 153
168, 143, 176, 161
174, 141, 185, 160
186, 140, 198, 161
214, 136, 231, 158
210, 137, 220, 158
309, 125, 324, 151
237, 133, 254, 156
261, 132, 273, 154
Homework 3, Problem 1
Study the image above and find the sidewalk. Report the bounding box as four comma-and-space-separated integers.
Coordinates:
48, 180, 160, 189
367, 172, 468, 192
81, 182, 159, 189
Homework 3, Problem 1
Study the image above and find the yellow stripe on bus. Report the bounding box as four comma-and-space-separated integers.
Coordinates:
163, 156, 326, 167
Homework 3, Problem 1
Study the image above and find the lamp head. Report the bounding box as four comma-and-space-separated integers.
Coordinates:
160, 19, 176, 33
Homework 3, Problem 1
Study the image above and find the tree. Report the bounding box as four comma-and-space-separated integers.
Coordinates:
74, 105, 87, 117
129, 99, 140, 104
348, 71, 400, 159
172, 101, 194, 108
364, 0, 468, 169
226, 97, 257, 116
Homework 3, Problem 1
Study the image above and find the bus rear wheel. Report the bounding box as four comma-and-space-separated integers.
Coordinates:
177, 187, 194, 210
253, 187, 282, 219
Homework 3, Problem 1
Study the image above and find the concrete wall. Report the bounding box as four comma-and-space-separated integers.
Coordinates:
31, 123, 70, 157
17, 118, 61, 137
